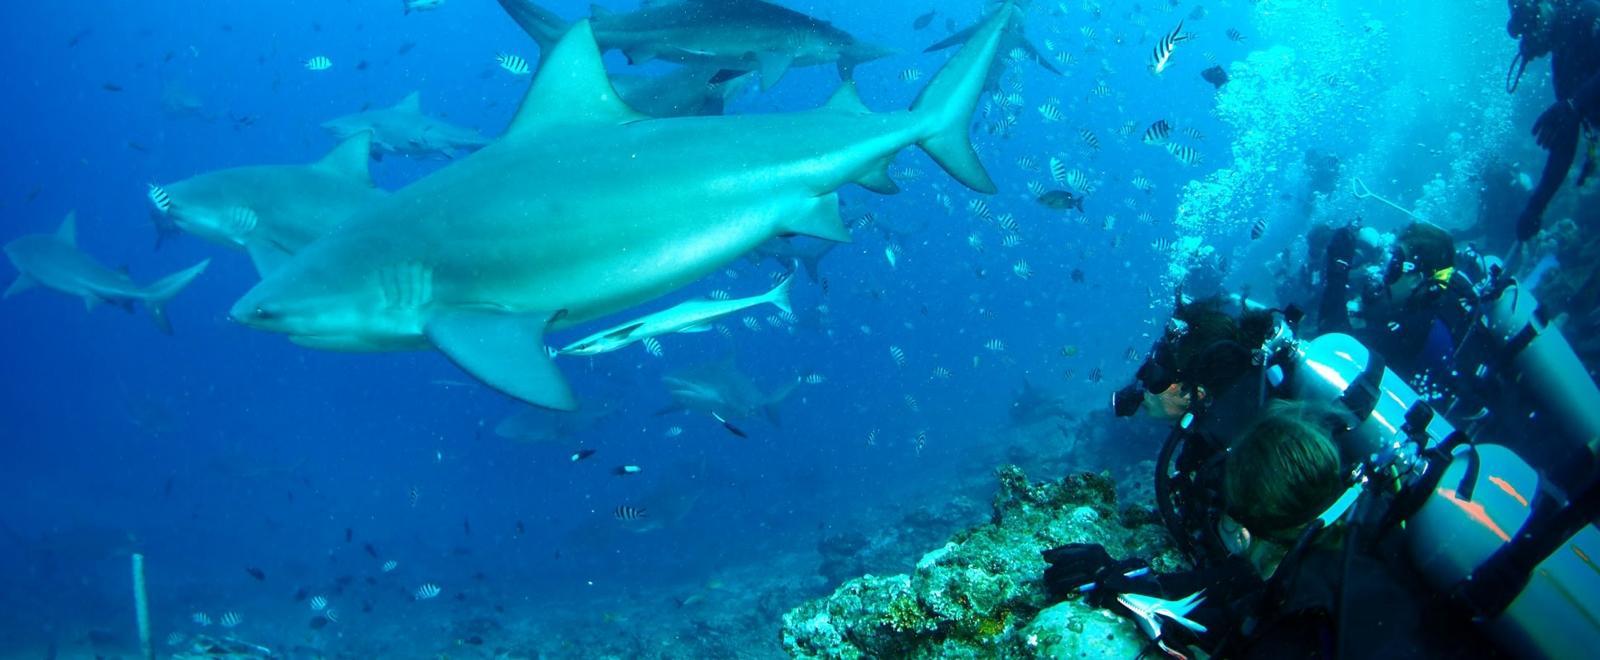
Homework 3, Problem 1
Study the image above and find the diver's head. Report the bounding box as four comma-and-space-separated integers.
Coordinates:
1383, 222, 1456, 304
1113, 298, 1268, 421
1224, 400, 1349, 540
1507, 0, 1559, 91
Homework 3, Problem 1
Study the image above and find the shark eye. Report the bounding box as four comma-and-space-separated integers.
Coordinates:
250, 305, 282, 321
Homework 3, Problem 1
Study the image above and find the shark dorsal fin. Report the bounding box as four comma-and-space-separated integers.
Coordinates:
55, 211, 78, 246
315, 131, 376, 187
394, 91, 422, 113
507, 20, 643, 137
822, 82, 870, 113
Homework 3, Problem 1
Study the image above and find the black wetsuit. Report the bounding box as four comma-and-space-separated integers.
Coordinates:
1516, 0, 1600, 242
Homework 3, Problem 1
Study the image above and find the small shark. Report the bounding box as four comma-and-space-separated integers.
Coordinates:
230, 6, 1011, 410
151, 131, 387, 276
611, 65, 755, 118
4, 212, 210, 334
659, 356, 797, 427
498, 0, 895, 90
403, 0, 445, 14
747, 237, 835, 283
1009, 378, 1071, 426
322, 92, 488, 161
558, 276, 792, 357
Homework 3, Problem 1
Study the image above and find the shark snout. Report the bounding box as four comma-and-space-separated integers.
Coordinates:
228, 298, 283, 326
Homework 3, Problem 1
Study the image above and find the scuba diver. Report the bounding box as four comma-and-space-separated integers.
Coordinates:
1315, 219, 1599, 490
1078, 292, 1600, 658
1505, 0, 1600, 243
1048, 400, 1503, 658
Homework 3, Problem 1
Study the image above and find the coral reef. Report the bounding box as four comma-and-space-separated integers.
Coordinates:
781, 466, 1178, 658
816, 497, 984, 587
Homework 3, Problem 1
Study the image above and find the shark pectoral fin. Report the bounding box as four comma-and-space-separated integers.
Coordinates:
245, 241, 294, 277
755, 52, 793, 91
855, 157, 900, 194
507, 21, 644, 137
779, 195, 852, 243
822, 82, 870, 113
55, 211, 78, 246
426, 309, 578, 410
316, 130, 377, 187
4, 273, 36, 299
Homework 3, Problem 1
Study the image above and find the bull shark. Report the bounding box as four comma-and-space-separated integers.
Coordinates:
611, 65, 755, 117
558, 275, 791, 356
4, 212, 210, 334
925, 1, 1059, 91
150, 131, 387, 276
498, 0, 895, 90
322, 92, 489, 161
658, 356, 796, 426
229, 5, 1012, 410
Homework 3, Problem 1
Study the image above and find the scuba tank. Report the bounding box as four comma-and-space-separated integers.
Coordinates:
1475, 274, 1600, 461
1285, 331, 1600, 659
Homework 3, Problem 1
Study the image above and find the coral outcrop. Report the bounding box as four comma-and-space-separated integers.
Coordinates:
781, 466, 1180, 658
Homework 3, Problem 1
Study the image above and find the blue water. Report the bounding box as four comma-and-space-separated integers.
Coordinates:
0, 0, 1575, 656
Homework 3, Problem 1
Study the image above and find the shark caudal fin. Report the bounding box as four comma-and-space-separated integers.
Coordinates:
909, 2, 1015, 194
141, 259, 211, 335
496, 0, 570, 54
763, 275, 794, 316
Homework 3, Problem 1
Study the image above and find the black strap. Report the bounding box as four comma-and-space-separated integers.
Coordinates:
1340, 346, 1388, 422
1454, 475, 1600, 619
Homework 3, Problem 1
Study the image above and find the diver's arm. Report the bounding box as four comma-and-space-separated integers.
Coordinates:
1517, 134, 1580, 241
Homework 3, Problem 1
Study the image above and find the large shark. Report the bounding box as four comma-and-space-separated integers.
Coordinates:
925, 1, 1059, 92
611, 65, 754, 118
1009, 378, 1071, 427
658, 356, 796, 426
498, 0, 894, 90
150, 132, 387, 276
322, 92, 489, 161
4, 213, 210, 334
229, 5, 1012, 410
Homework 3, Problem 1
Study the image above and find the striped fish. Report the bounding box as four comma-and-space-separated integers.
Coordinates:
968, 198, 992, 220
1090, 80, 1111, 97
899, 67, 923, 83
1227, 28, 1246, 42
1055, 51, 1075, 67
614, 505, 647, 521
147, 183, 172, 213
1251, 217, 1269, 240
642, 337, 663, 357
1118, 121, 1138, 138
1038, 103, 1064, 122
1132, 175, 1155, 193
1017, 154, 1038, 171
1080, 129, 1101, 151
1026, 180, 1048, 197
1142, 119, 1172, 145
931, 366, 952, 379
1001, 233, 1022, 248
1181, 126, 1206, 141
1138, 211, 1154, 224
904, 394, 920, 412
742, 316, 761, 332
304, 56, 333, 71
996, 213, 1018, 233
496, 53, 531, 75
1049, 156, 1070, 187
1149, 21, 1190, 75
1066, 169, 1091, 193
1153, 237, 1174, 252
889, 345, 907, 367
1167, 143, 1202, 166
1012, 259, 1032, 279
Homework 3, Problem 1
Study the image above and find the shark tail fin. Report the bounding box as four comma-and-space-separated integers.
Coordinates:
140, 259, 211, 335
497, 0, 569, 53
764, 275, 794, 316
909, 3, 1014, 194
